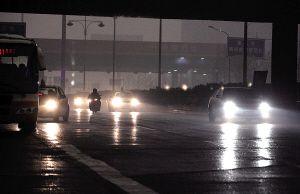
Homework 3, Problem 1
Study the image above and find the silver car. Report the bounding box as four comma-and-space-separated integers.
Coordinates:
108, 91, 141, 112
208, 87, 271, 122
38, 86, 70, 121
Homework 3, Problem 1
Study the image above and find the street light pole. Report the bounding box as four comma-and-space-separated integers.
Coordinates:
112, 16, 116, 92
61, 15, 66, 91
67, 17, 104, 91
83, 16, 87, 91
243, 22, 248, 86
208, 25, 231, 83
158, 19, 162, 89
21, 13, 24, 22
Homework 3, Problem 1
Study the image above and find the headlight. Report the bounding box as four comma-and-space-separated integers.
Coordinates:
131, 98, 140, 107
259, 102, 271, 119
223, 101, 238, 119
45, 99, 58, 111
111, 97, 123, 107
74, 97, 83, 106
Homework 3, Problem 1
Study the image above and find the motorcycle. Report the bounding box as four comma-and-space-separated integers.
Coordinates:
89, 98, 101, 114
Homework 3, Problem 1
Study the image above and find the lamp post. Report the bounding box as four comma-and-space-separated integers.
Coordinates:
208, 25, 231, 83
112, 16, 116, 92
67, 16, 105, 91
243, 22, 248, 86
158, 19, 162, 89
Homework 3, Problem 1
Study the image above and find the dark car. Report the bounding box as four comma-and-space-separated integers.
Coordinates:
38, 86, 69, 121
108, 91, 141, 112
208, 87, 271, 122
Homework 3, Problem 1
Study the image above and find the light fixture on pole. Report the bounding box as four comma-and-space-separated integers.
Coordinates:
67, 17, 105, 91
208, 25, 231, 83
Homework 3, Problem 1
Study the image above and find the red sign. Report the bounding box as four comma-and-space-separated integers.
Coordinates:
0, 48, 16, 56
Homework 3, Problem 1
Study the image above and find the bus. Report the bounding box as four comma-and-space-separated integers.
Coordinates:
0, 34, 45, 131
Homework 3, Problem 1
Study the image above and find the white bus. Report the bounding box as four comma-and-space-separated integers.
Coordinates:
0, 34, 45, 132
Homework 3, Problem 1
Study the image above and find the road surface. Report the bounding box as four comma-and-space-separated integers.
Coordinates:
1, 108, 300, 193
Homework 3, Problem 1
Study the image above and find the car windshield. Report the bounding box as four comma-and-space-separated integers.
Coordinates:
0, 43, 37, 93
39, 87, 57, 96
223, 88, 260, 100
115, 92, 132, 98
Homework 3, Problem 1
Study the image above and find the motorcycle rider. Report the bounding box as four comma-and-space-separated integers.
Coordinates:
88, 88, 101, 100
88, 88, 101, 113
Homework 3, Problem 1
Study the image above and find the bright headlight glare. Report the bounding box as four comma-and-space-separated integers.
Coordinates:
112, 97, 123, 107
131, 98, 140, 107
45, 99, 58, 111
74, 97, 83, 106
223, 101, 238, 119
259, 102, 271, 118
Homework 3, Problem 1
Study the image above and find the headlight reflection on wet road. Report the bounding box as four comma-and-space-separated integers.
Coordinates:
130, 112, 139, 144
112, 112, 140, 145
112, 112, 121, 145
256, 123, 273, 167
220, 122, 239, 170
75, 108, 92, 122
44, 123, 61, 144
130, 112, 139, 125
75, 108, 82, 120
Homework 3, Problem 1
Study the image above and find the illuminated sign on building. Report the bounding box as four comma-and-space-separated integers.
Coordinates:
227, 37, 265, 58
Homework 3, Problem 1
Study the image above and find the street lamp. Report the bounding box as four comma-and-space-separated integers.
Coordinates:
67, 16, 105, 91
208, 25, 231, 83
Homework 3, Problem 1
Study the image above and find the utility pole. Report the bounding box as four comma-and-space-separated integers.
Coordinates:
158, 19, 162, 89
61, 15, 66, 90
83, 16, 87, 91
112, 16, 116, 91
243, 22, 248, 86
21, 13, 24, 22
208, 25, 231, 83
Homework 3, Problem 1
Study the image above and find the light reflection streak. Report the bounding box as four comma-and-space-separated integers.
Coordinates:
112, 112, 121, 145
44, 123, 60, 144
75, 108, 82, 121
256, 123, 273, 167
75, 108, 82, 115
130, 112, 139, 125
220, 122, 239, 170
42, 156, 57, 171
130, 112, 139, 144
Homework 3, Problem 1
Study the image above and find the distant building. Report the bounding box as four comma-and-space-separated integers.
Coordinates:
36, 38, 270, 93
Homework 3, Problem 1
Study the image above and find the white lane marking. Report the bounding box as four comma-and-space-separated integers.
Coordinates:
37, 130, 156, 194
61, 144, 156, 194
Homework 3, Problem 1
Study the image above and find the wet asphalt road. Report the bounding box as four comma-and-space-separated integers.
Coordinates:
1, 108, 300, 193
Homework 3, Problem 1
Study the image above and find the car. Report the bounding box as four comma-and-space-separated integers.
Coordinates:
38, 86, 70, 121
108, 91, 141, 112
70, 92, 90, 109
208, 87, 271, 123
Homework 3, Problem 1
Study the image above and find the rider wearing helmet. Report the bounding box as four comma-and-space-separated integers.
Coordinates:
88, 88, 101, 100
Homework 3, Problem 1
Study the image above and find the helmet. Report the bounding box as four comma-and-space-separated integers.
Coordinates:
93, 88, 97, 93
